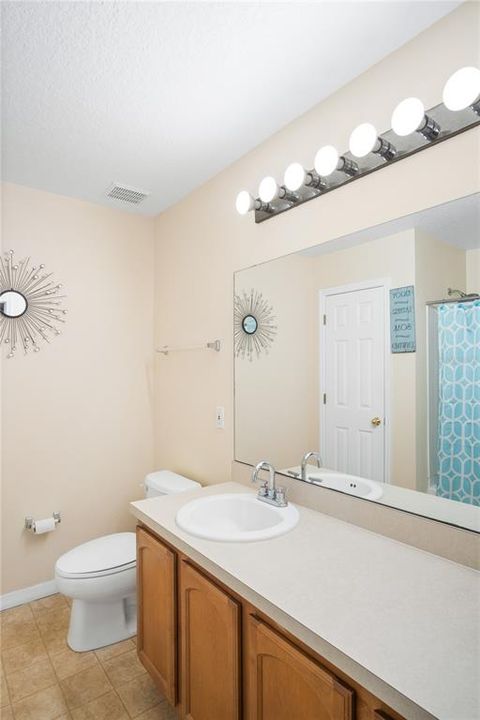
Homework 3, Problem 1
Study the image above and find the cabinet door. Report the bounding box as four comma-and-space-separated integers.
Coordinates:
136, 527, 177, 705
180, 560, 241, 720
247, 615, 353, 720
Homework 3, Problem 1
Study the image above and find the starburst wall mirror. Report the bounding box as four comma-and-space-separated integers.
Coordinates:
0, 250, 67, 358
234, 289, 277, 360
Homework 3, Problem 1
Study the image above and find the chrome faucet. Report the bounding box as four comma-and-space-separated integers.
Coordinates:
251, 460, 287, 507
301, 451, 323, 483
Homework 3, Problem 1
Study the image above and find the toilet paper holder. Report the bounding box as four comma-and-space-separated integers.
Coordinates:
25, 512, 61, 532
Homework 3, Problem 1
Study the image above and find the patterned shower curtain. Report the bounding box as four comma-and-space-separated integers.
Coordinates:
436, 300, 480, 505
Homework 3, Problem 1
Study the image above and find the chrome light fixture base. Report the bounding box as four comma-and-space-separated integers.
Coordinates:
254, 101, 479, 224
373, 137, 396, 161
419, 114, 440, 141
305, 171, 326, 190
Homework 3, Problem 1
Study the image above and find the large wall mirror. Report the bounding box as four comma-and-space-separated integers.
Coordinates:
234, 193, 480, 532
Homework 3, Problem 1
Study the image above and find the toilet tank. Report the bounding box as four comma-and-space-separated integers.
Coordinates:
144, 470, 201, 498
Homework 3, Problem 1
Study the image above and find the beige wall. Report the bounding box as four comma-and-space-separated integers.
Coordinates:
153, 3, 480, 487
1, 184, 155, 594
466, 248, 480, 293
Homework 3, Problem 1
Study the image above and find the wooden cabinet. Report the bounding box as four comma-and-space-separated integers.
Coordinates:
136, 527, 177, 705
136, 524, 405, 720
179, 560, 241, 720
247, 615, 353, 720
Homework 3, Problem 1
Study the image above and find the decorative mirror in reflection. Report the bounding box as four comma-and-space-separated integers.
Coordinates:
234, 289, 277, 360
234, 194, 480, 532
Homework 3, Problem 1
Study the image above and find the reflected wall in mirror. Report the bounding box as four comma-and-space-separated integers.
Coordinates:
234, 194, 480, 532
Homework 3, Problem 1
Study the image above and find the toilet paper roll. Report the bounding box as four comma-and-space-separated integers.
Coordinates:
33, 517, 56, 534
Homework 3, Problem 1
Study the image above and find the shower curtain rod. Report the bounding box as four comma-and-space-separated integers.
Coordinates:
426, 296, 480, 307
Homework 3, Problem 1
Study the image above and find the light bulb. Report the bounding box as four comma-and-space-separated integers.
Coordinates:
391, 97, 425, 136
349, 122, 396, 160
391, 97, 440, 141
314, 145, 339, 177
235, 190, 255, 215
284, 163, 306, 192
258, 176, 279, 203
349, 123, 378, 157
443, 66, 480, 111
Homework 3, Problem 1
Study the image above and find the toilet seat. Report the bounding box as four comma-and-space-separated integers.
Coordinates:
56, 532, 136, 580
56, 560, 136, 580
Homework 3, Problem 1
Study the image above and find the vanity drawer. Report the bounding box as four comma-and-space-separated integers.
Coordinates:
246, 614, 353, 720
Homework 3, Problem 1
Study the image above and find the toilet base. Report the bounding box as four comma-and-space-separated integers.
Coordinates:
67, 594, 137, 652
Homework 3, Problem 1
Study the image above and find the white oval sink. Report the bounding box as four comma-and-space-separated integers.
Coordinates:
308, 472, 383, 500
176, 493, 299, 542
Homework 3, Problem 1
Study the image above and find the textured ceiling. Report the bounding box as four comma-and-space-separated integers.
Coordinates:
2, 1, 460, 216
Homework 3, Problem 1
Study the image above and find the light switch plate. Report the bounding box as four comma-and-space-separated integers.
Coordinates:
215, 406, 225, 429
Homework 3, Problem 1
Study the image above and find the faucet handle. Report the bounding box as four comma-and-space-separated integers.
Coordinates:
275, 486, 287, 507
257, 481, 268, 497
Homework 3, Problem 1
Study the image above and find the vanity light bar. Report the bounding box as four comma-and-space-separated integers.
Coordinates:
236, 66, 480, 224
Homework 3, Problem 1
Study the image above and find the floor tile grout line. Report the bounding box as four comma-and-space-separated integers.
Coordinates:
61, 664, 115, 715
94, 640, 137, 668
4, 605, 62, 708
28, 599, 138, 716
3, 601, 64, 718
100, 660, 149, 719
30, 598, 63, 683
27, 596, 74, 719
113, 685, 134, 719
1, 598, 162, 720
6, 674, 58, 707
68, 687, 118, 718
91, 643, 152, 720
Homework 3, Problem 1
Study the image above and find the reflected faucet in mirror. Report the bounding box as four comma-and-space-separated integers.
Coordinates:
301, 452, 323, 483
251, 460, 288, 507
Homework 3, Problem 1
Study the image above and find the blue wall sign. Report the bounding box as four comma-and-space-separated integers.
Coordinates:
390, 285, 416, 353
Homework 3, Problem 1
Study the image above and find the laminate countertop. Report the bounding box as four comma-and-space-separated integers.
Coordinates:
130, 482, 480, 720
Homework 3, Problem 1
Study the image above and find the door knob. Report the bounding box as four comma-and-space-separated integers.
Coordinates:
371, 417, 382, 427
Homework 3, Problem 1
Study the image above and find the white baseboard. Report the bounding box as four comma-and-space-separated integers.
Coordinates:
0, 579, 58, 611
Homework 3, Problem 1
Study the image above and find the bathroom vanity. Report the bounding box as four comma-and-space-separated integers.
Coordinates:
130, 483, 479, 720
136, 526, 377, 720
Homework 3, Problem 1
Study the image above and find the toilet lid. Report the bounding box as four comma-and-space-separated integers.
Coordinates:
56, 532, 136, 577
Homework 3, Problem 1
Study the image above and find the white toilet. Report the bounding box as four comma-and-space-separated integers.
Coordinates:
55, 471, 200, 652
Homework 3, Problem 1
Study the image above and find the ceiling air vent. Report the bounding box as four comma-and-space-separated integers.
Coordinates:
106, 183, 150, 205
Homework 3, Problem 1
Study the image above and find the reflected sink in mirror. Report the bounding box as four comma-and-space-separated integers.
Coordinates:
310, 472, 383, 501
176, 493, 299, 542
285, 467, 383, 500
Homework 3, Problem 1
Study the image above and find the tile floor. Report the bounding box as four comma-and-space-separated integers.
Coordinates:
0, 594, 176, 719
